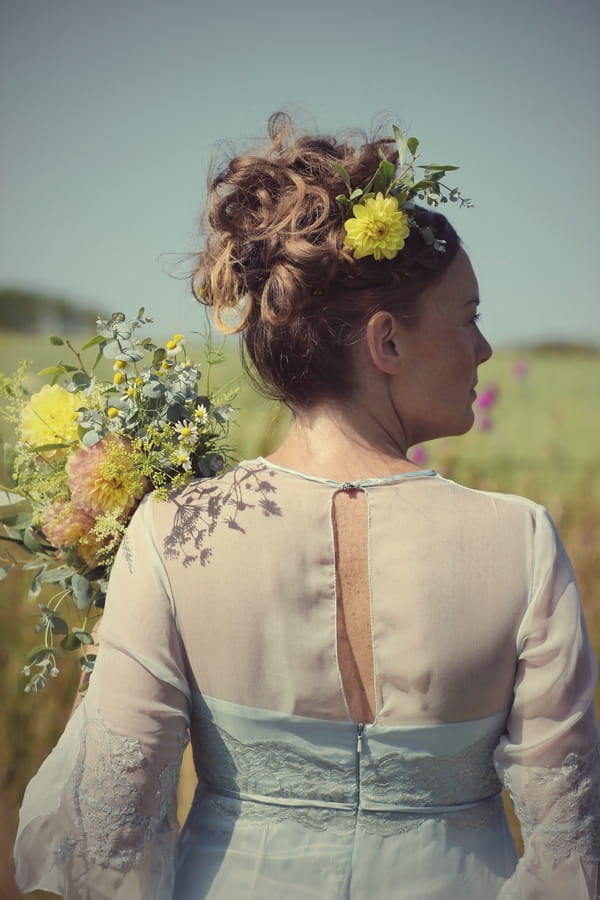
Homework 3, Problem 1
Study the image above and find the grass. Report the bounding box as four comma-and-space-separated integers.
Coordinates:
1, 330, 599, 897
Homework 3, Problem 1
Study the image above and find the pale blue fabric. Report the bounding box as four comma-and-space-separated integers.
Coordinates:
174, 694, 515, 899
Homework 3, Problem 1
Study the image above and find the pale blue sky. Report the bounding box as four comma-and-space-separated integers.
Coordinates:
1, 0, 599, 347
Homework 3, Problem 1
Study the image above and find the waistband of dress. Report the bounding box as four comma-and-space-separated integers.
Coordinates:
203, 783, 502, 815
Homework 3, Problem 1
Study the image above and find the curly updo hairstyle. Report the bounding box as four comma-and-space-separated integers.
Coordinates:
193, 112, 461, 408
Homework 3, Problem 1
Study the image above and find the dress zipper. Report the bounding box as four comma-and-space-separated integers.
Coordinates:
356, 723, 364, 816
356, 723, 364, 755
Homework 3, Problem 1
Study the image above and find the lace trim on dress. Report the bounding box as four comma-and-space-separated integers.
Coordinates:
361, 728, 503, 808
192, 711, 505, 837
56, 711, 188, 872
498, 746, 600, 864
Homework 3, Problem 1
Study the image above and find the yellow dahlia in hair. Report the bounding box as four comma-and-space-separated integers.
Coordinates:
343, 193, 410, 261
19, 384, 79, 457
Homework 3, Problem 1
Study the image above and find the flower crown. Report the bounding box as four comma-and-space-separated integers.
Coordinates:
335, 127, 472, 262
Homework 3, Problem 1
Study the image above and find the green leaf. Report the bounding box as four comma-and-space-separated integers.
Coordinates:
38, 365, 68, 377
349, 188, 364, 200
72, 628, 94, 645
49, 335, 65, 346
91, 348, 105, 372
82, 429, 102, 447
1, 511, 33, 529
407, 136, 419, 156
27, 645, 53, 665
152, 348, 167, 367
31, 442, 73, 452
418, 164, 459, 172
28, 574, 43, 601
72, 573, 93, 609
71, 371, 91, 389
371, 160, 396, 196
80, 653, 97, 673
40, 566, 75, 584
23, 529, 46, 554
61, 632, 82, 651
37, 363, 79, 377
0, 528, 28, 544
49, 615, 68, 635
407, 179, 432, 194
331, 161, 352, 192
0, 489, 24, 507
80, 334, 104, 351
392, 125, 406, 168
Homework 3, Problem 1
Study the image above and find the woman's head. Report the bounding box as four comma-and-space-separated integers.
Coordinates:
193, 112, 462, 408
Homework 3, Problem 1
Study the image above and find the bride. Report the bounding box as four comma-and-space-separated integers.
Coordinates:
15, 112, 599, 898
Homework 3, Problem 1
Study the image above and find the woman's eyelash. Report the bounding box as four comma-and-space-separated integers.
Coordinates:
471, 312, 482, 323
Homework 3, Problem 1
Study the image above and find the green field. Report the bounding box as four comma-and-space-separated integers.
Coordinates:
1, 330, 599, 898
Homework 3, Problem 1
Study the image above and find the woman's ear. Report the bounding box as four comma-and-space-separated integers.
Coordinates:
364, 311, 404, 375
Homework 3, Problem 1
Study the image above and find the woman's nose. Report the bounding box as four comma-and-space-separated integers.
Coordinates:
477, 330, 493, 365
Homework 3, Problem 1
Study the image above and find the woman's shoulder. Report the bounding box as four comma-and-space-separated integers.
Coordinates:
428, 472, 552, 531
140, 458, 270, 525
433, 472, 541, 509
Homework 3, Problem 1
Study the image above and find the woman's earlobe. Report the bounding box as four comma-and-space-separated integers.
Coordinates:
365, 312, 404, 375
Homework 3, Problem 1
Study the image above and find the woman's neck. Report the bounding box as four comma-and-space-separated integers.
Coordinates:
265, 401, 422, 482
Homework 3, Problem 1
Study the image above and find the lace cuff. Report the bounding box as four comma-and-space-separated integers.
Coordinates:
495, 745, 600, 899
15, 704, 188, 899
499, 747, 600, 864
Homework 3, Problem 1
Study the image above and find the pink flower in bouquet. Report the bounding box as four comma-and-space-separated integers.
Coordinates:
66, 434, 149, 520
42, 499, 95, 549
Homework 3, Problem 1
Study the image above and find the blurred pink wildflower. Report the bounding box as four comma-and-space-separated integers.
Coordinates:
512, 359, 529, 380
409, 445, 428, 465
476, 414, 494, 432
476, 383, 499, 410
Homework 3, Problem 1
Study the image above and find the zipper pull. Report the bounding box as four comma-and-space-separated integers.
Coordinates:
356, 723, 364, 755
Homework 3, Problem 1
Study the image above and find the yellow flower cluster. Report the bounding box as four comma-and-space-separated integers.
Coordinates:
19, 384, 79, 458
343, 193, 410, 261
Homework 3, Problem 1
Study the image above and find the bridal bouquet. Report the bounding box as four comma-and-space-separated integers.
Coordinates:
0, 310, 236, 693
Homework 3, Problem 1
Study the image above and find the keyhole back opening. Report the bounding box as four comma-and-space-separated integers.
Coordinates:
332, 488, 376, 724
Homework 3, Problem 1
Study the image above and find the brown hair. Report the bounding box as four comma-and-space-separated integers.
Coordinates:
192, 112, 460, 407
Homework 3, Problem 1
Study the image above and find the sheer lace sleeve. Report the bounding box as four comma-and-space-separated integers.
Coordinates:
14, 495, 191, 900
494, 505, 600, 899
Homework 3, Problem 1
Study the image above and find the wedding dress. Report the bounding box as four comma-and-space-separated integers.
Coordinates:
14, 459, 600, 898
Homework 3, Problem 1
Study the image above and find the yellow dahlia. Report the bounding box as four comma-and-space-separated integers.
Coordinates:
20, 384, 79, 457
343, 193, 410, 261
66, 434, 149, 519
